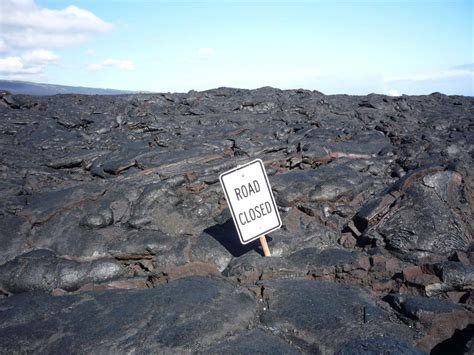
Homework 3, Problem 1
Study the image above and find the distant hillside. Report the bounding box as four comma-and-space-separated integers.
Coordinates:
0, 80, 138, 96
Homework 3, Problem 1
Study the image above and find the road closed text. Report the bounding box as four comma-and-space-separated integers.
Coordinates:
219, 159, 282, 244
238, 201, 273, 225
234, 180, 274, 225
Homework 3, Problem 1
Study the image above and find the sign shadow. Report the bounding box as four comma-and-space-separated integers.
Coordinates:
204, 219, 270, 257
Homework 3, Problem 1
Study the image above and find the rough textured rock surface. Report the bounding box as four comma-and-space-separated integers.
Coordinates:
0, 276, 256, 353
0, 89, 472, 353
259, 279, 417, 353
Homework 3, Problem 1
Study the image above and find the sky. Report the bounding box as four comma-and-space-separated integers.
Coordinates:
0, 0, 472, 95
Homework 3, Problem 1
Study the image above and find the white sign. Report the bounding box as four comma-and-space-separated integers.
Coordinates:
219, 159, 282, 244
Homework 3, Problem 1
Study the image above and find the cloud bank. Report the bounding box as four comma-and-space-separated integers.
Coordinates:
0, 49, 59, 75
0, 0, 113, 77
0, 0, 114, 50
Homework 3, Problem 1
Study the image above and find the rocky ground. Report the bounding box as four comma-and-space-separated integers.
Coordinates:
0, 88, 472, 354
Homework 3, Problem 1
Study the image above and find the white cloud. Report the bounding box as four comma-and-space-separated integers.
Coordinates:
0, 0, 114, 50
388, 89, 401, 96
0, 57, 24, 73
87, 59, 135, 71
0, 1, 113, 80
197, 48, 215, 58
1, 0, 113, 32
0, 49, 59, 76
22, 49, 59, 64
2, 30, 90, 49
85, 49, 95, 56
0, 56, 41, 75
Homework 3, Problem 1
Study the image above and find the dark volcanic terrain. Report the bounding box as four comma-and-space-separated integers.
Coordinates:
0, 88, 473, 354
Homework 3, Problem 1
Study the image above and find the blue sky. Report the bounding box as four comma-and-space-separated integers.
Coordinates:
0, 0, 472, 95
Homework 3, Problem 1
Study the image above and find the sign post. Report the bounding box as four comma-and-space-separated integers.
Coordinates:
259, 235, 271, 256
219, 159, 282, 256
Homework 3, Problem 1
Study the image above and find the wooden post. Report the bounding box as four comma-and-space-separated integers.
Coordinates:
259, 235, 271, 257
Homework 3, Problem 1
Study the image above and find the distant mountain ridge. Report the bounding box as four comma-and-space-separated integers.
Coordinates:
0, 80, 138, 96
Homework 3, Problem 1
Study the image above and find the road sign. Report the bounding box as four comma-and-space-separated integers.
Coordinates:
219, 159, 282, 244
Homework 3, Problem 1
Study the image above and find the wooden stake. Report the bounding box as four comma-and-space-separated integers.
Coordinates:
260, 235, 271, 257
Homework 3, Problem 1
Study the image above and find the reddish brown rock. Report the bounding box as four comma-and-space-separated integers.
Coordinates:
403, 266, 440, 288
370, 255, 387, 272
387, 294, 474, 352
